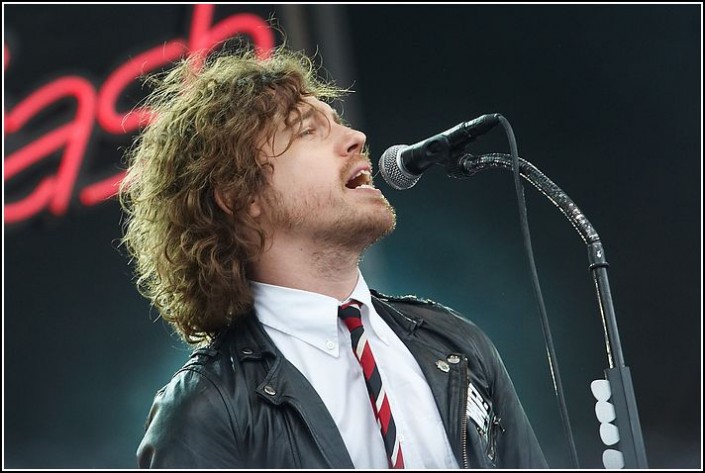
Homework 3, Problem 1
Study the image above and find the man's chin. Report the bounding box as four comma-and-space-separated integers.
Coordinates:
359, 210, 397, 249
377, 212, 397, 240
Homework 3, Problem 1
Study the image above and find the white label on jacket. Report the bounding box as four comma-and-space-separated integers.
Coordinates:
466, 382, 490, 436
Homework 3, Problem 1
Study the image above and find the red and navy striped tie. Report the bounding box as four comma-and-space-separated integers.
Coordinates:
339, 299, 405, 469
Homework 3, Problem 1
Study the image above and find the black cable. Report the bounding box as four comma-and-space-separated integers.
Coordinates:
497, 115, 580, 468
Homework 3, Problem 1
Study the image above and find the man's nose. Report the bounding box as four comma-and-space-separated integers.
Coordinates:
337, 125, 367, 157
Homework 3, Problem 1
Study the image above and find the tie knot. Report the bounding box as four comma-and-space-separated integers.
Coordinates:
338, 299, 363, 330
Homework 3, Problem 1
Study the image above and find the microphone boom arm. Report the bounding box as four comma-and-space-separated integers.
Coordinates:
451, 153, 648, 468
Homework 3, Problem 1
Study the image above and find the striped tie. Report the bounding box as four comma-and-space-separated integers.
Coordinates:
338, 299, 405, 469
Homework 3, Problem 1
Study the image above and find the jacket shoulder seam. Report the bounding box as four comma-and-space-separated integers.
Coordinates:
370, 288, 440, 306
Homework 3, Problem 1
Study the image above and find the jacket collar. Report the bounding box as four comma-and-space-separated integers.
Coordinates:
230, 308, 277, 362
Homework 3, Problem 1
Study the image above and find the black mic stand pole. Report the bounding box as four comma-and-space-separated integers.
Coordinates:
450, 153, 648, 469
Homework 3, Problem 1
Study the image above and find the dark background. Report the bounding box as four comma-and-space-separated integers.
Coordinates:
4, 4, 701, 469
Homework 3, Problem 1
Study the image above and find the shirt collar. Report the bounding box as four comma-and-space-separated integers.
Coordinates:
250, 270, 375, 357
347, 270, 374, 311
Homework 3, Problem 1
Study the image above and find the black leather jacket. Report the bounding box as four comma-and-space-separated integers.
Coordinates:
137, 291, 548, 469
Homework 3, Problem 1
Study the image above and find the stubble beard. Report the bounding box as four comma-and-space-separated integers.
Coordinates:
265, 186, 397, 253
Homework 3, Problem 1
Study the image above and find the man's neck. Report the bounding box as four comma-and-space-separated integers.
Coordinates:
250, 236, 362, 301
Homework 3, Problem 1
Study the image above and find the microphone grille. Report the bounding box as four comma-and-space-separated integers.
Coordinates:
378, 144, 421, 190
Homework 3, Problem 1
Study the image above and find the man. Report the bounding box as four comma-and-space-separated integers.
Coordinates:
123, 46, 548, 469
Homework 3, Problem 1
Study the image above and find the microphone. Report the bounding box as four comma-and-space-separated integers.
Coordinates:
378, 113, 500, 190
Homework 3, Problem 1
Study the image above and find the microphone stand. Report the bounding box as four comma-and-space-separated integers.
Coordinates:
450, 153, 648, 468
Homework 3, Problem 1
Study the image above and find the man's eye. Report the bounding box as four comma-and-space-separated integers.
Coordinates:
299, 128, 314, 137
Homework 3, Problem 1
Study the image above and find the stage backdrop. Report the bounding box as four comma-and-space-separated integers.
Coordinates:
4, 4, 701, 469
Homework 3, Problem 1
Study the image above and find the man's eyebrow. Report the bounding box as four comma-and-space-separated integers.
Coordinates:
299, 107, 317, 123
288, 106, 346, 130
305, 107, 343, 124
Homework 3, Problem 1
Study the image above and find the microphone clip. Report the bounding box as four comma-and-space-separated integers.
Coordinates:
444, 153, 480, 180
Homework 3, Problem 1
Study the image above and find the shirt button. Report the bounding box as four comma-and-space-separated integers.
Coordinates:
325, 340, 336, 350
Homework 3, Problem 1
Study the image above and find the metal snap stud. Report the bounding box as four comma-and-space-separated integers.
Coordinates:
241, 347, 254, 355
447, 354, 461, 364
435, 360, 450, 373
263, 385, 276, 396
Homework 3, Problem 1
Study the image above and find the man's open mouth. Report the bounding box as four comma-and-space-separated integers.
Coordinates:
345, 169, 374, 189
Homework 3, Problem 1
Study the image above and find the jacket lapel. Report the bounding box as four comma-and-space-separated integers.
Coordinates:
238, 312, 355, 469
372, 296, 467, 465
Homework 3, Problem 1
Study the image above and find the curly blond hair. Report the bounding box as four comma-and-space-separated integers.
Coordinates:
120, 46, 346, 345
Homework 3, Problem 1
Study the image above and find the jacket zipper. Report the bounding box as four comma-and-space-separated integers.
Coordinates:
460, 358, 470, 468
486, 415, 503, 464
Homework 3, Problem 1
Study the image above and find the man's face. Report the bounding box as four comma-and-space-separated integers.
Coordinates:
259, 96, 396, 251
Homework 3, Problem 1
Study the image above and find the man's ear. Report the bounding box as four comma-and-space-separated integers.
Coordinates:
214, 189, 262, 219
247, 196, 262, 218
214, 189, 234, 216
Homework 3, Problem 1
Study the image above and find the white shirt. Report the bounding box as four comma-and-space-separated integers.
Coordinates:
251, 272, 459, 469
